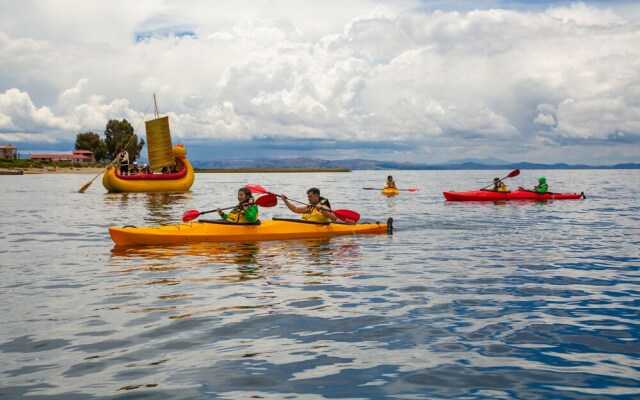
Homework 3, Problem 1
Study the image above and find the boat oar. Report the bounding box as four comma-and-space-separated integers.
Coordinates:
479, 169, 520, 190
78, 158, 118, 193
362, 187, 419, 192
182, 194, 278, 222
246, 184, 361, 224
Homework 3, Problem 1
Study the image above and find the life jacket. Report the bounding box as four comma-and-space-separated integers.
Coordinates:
494, 182, 509, 192
302, 197, 331, 223
225, 199, 258, 223
533, 177, 548, 194
385, 180, 397, 189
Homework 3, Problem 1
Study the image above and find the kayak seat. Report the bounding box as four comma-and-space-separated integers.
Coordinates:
272, 217, 330, 226
199, 219, 262, 226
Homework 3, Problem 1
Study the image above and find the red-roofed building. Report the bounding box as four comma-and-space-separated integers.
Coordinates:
0, 144, 18, 160
30, 149, 96, 163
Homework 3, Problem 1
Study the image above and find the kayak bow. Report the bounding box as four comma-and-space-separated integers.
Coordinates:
381, 188, 399, 196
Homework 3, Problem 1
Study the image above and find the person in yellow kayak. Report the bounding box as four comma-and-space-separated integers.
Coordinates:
282, 187, 337, 222
217, 187, 259, 223
483, 177, 509, 192
384, 175, 397, 189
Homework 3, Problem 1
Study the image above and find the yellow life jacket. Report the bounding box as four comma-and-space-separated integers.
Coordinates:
495, 182, 509, 192
225, 203, 258, 223
301, 197, 330, 223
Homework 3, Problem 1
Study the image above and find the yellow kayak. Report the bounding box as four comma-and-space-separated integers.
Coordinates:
109, 218, 393, 246
381, 188, 399, 196
102, 145, 195, 193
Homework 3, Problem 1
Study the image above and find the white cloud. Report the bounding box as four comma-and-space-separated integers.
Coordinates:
0, 0, 638, 163
546, 2, 625, 27
552, 97, 640, 139
0, 88, 70, 131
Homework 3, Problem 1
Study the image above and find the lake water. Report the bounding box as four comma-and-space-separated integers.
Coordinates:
1, 169, 639, 399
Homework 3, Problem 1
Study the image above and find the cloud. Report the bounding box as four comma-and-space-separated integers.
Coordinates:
549, 97, 640, 140
0, 0, 639, 164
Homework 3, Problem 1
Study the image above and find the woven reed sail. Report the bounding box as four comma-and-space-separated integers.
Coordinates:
145, 116, 174, 170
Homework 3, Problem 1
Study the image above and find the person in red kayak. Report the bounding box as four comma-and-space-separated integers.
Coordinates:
282, 187, 337, 223
532, 177, 548, 193
488, 177, 509, 192
519, 177, 549, 193
217, 187, 259, 223
384, 175, 397, 189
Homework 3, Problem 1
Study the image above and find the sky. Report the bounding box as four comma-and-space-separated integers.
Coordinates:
1, 0, 639, 165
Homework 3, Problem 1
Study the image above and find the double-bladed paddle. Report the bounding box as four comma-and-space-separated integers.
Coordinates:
479, 169, 520, 190
245, 184, 361, 224
362, 187, 419, 192
182, 193, 278, 222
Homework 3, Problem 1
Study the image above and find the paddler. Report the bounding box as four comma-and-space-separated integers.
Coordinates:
217, 187, 259, 223
118, 149, 129, 175
281, 187, 337, 223
533, 177, 548, 194
384, 175, 397, 189
483, 177, 509, 192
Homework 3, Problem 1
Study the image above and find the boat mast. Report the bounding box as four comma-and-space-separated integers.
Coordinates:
153, 93, 160, 119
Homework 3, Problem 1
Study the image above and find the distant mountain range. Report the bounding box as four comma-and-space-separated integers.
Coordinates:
192, 157, 639, 170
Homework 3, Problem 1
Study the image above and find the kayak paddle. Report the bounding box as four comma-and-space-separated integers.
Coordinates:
78, 158, 118, 193
362, 187, 419, 192
246, 184, 361, 224
182, 193, 278, 222
479, 169, 520, 190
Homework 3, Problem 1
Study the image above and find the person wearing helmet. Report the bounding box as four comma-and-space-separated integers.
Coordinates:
533, 177, 548, 194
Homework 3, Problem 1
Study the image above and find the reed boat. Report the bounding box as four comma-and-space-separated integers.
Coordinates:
102, 144, 195, 192
102, 98, 195, 193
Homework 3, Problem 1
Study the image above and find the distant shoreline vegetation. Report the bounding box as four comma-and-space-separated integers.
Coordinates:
192, 158, 640, 170
195, 168, 351, 173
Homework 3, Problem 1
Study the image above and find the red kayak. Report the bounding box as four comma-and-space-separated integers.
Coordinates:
443, 189, 586, 201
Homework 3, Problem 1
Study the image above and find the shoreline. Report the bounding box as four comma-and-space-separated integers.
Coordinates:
0, 167, 351, 175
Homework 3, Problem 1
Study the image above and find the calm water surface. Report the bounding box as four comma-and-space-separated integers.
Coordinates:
1, 170, 639, 399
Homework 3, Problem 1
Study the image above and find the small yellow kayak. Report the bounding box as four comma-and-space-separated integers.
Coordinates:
381, 188, 399, 196
109, 217, 393, 246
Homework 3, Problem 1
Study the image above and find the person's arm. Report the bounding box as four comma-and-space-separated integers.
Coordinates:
217, 207, 227, 219
281, 195, 305, 214
316, 203, 337, 221
242, 205, 258, 222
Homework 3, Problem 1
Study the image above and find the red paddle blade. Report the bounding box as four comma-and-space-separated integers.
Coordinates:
407, 188, 419, 192
256, 194, 278, 207
182, 209, 202, 222
246, 184, 269, 194
507, 169, 520, 178
334, 209, 360, 224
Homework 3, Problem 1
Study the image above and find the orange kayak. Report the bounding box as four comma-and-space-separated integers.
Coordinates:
109, 218, 393, 246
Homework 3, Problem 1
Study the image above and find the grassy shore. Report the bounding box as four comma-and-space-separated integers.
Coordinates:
0, 165, 351, 174
195, 168, 350, 173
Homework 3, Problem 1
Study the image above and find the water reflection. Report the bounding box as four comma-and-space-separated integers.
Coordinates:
110, 241, 258, 266
143, 193, 192, 225
103, 192, 193, 226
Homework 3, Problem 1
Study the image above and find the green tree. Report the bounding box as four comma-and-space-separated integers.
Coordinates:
104, 119, 145, 162
75, 131, 107, 162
